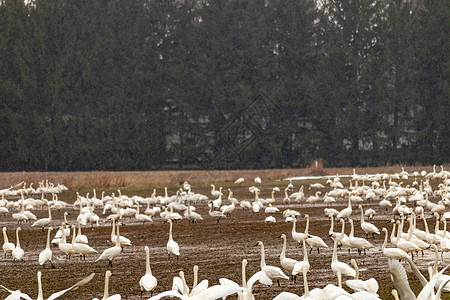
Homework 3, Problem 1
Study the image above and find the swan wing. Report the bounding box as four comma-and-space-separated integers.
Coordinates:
148, 290, 184, 300
388, 259, 416, 300
172, 276, 188, 295
191, 279, 209, 296
47, 273, 95, 300
219, 278, 238, 288
247, 270, 273, 290
0, 285, 33, 300
417, 264, 450, 300
193, 284, 245, 300
404, 256, 428, 287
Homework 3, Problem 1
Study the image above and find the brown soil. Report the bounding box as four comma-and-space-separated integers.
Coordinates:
0, 170, 449, 299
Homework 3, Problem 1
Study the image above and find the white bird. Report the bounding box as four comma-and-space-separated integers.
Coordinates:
93, 270, 121, 300
348, 219, 375, 255
38, 226, 55, 268
337, 197, 352, 220
110, 219, 131, 247
31, 205, 52, 230
291, 216, 308, 246
75, 220, 89, 244
256, 241, 289, 286
149, 270, 244, 300
140, 246, 157, 297
234, 178, 245, 184
210, 184, 222, 198
220, 259, 272, 300
208, 201, 226, 223
12, 227, 24, 262
330, 234, 356, 278
96, 223, 123, 267
292, 238, 310, 277
2, 227, 15, 257
72, 225, 97, 260
278, 234, 299, 280
166, 219, 180, 260
135, 202, 152, 224
358, 205, 380, 239
0, 271, 94, 300
304, 214, 328, 253
254, 177, 262, 184
381, 228, 408, 260
345, 259, 379, 294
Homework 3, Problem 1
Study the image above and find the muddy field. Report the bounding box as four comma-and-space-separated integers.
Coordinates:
0, 173, 448, 299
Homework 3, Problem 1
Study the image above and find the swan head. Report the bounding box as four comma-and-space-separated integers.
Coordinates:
256, 241, 263, 247
17, 227, 21, 232
279, 234, 286, 239
242, 259, 248, 267
382, 227, 388, 233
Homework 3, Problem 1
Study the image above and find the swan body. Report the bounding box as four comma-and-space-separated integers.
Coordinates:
167, 219, 180, 259
345, 259, 379, 294
256, 241, 289, 285
208, 201, 226, 223
304, 214, 328, 253
2, 227, 15, 257
31, 205, 52, 230
278, 234, 298, 278
358, 205, 380, 238
381, 228, 408, 260
110, 219, 132, 247
292, 238, 310, 276
12, 227, 24, 262
140, 246, 157, 297
331, 234, 356, 278
38, 227, 55, 268
337, 198, 352, 220
96, 224, 122, 267
348, 219, 374, 254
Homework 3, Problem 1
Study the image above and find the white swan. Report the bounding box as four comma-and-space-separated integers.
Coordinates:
304, 214, 328, 253
337, 197, 352, 220
167, 219, 180, 259
12, 227, 24, 262
292, 238, 310, 277
220, 259, 272, 300
291, 216, 308, 246
348, 219, 374, 255
58, 225, 76, 259
31, 205, 52, 230
208, 201, 226, 223
330, 234, 356, 278
0, 271, 94, 300
75, 220, 89, 244
135, 202, 153, 224
72, 224, 97, 260
185, 200, 203, 223
273, 269, 311, 300
279, 234, 299, 280
149, 270, 243, 300
139, 246, 157, 297
381, 228, 408, 260
38, 226, 55, 268
345, 258, 379, 294
93, 270, 121, 300
110, 218, 131, 247
2, 227, 15, 257
96, 223, 122, 267
358, 205, 380, 238
256, 241, 289, 286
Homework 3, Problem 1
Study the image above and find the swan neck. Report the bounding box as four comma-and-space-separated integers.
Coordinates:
329, 217, 334, 235
382, 229, 388, 251
169, 221, 173, 241
337, 272, 342, 288
242, 261, 247, 288
115, 224, 121, 247
302, 238, 308, 261
303, 269, 309, 297
3, 228, 8, 243
360, 207, 364, 223
349, 220, 354, 238
332, 237, 338, 262
111, 220, 116, 238
37, 272, 43, 300
280, 236, 286, 259
15, 229, 20, 248
78, 221, 82, 235
103, 272, 110, 299
145, 247, 152, 275
46, 227, 51, 249
260, 243, 266, 268
180, 272, 188, 296
304, 216, 309, 234
193, 267, 198, 290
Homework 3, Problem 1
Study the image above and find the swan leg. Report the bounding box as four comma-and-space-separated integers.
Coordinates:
140, 290, 143, 298
317, 248, 320, 254
277, 280, 280, 287
51, 261, 55, 268
108, 260, 113, 268
309, 247, 313, 254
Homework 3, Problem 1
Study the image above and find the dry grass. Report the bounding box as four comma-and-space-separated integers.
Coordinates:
0, 164, 442, 190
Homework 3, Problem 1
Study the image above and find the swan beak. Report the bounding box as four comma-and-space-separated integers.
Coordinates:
255, 243, 260, 246
278, 234, 282, 238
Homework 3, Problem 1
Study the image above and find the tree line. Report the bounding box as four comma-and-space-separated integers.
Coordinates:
0, 0, 448, 171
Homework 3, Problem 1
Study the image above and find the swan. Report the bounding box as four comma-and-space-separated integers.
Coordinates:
381, 228, 408, 260
220, 259, 272, 300
110, 218, 132, 247
395, 219, 421, 258
58, 225, 76, 259
11, 200, 28, 224
208, 201, 226, 223
429, 244, 450, 293
337, 197, 352, 220
135, 202, 153, 224
185, 200, 203, 223
304, 214, 328, 253
358, 205, 380, 238
291, 216, 308, 246
0, 271, 94, 300
12, 227, 24, 262
234, 177, 244, 184
96, 223, 123, 267
421, 212, 443, 245
279, 234, 299, 280
72, 225, 97, 260
51, 213, 71, 245
330, 234, 356, 278
149, 270, 243, 300
210, 184, 222, 198
345, 259, 379, 294
272, 269, 311, 300
348, 219, 374, 255
220, 190, 236, 216
140, 246, 157, 297
2, 227, 15, 257
305, 191, 321, 203
256, 241, 289, 286
172, 265, 208, 297
31, 205, 52, 230
75, 220, 89, 244
93, 270, 121, 300
167, 219, 180, 260
292, 238, 310, 277
38, 226, 55, 268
